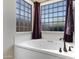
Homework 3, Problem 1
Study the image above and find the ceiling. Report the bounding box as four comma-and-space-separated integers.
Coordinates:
31, 0, 54, 3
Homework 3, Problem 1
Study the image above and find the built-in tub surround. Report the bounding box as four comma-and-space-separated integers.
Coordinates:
15, 31, 64, 41
15, 40, 74, 59
15, 31, 75, 44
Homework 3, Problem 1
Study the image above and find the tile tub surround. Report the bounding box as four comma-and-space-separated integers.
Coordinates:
15, 40, 74, 59
15, 31, 64, 44
15, 31, 75, 44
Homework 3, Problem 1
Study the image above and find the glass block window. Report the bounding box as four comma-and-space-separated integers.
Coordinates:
41, 1, 66, 31
16, 0, 32, 32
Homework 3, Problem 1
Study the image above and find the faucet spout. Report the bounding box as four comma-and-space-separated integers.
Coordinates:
59, 38, 67, 52
63, 40, 67, 52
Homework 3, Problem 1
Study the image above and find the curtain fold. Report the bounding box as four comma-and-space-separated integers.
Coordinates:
32, 2, 42, 39
64, 0, 74, 42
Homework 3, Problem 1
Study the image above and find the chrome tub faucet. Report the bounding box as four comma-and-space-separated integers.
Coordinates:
59, 38, 67, 52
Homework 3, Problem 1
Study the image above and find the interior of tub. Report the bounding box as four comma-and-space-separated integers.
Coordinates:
16, 39, 65, 50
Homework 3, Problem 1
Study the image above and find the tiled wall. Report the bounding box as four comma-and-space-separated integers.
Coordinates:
15, 32, 64, 43
15, 31, 75, 44
15, 32, 32, 44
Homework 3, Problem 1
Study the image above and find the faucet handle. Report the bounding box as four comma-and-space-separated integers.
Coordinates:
69, 46, 73, 51
59, 48, 62, 52
59, 38, 63, 40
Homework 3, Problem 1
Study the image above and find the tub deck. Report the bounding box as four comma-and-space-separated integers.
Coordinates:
15, 40, 74, 59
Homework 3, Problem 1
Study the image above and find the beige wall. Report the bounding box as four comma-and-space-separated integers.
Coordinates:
40, 0, 62, 6
3, 0, 16, 59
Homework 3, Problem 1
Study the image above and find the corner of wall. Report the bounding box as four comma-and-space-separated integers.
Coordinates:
3, 0, 16, 59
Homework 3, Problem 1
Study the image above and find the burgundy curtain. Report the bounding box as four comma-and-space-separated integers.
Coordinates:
64, 0, 74, 42
32, 2, 42, 39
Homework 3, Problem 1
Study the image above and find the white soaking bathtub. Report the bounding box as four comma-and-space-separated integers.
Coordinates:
15, 39, 74, 59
